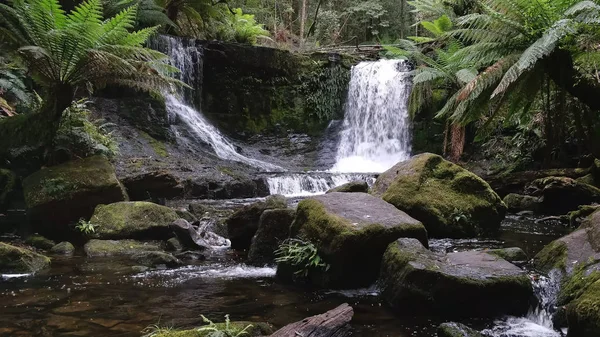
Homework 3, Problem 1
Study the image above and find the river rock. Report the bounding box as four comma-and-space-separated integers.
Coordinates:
0, 242, 50, 273
84, 239, 181, 267
226, 195, 287, 250
22, 156, 127, 237
50, 242, 75, 255
380, 238, 532, 318
527, 177, 600, 215
0, 168, 16, 211
169, 219, 210, 250
438, 322, 483, 337
248, 208, 296, 266
89, 202, 179, 240
326, 180, 369, 194
122, 171, 183, 201
487, 247, 528, 263
166, 237, 183, 251
373, 153, 506, 238
287, 192, 427, 288
503, 193, 542, 213
24, 234, 56, 250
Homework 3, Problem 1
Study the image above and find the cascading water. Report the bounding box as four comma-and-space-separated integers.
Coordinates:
331, 59, 412, 173
266, 173, 375, 197
152, 35, 282, 172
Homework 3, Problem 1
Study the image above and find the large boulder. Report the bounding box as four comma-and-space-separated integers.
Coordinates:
22, 156, 127, 237
84, 239, 181, 267
526, 177, 600, 215
89, 202, 179, 240
288, 192, 427, 288
248, 208, 296, 266
373, 153, 506, 238
380, 238, 532, 318
226, 195, 287, 250
0, 242, 50, 273
0, 168, 17, 211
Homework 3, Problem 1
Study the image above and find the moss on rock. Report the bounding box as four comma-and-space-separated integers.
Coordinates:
566, 277, 600, 337
438, 322, 483, 337
152, 322, 273, 337
503, 193, 541, 213
0, 242, 50, 273
90, 202, 180, 240
50, 242, 75, 255
25, 234, 56, 250
326, 180, 369, 194
533, 240, 568, 273
248, 208, 296, 266
84, 239, 180, 267
373, 153, 506, 238
488, 247, 528, 263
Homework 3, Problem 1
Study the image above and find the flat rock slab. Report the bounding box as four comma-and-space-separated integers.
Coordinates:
380, 238, 532, 318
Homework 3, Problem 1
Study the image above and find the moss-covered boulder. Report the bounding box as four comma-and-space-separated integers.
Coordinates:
373, 153, 506, 238
380, 238, 532, 318
226, 195, 287, 250
503, 193, 542, 213
50, 242, 75, 255
564, 271, 600, 337
152, 322, 273, 337
84, 239, 181, 267
248, 208, 296, 266
23, 156, 127, 237
24, 234, 56, 250
487, 247, 528, 263
288, 192, 427, 288
527, 177, 600, 215
437, 322, 483, 337
0, 242, 50, 273
89, 202, 179, 240
326, 180, 369, 194
0, 168, 17, 211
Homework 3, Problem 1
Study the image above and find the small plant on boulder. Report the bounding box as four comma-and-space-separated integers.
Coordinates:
75, 219, 96, 235
198, 314, 253, 337
275, 238, 330, 277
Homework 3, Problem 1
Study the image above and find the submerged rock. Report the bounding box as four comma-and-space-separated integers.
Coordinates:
84, 239, 180, 267
527, 176, 600, 215
226, 195, 287, 250
152, 321, 273, 337
0, 242, 50, 273
22, 156, 126, 237
326, 180, 369, 194
90, 201, 179, 240
438, 322, 483, 337
50, 242, 75, 256
248, 208, 296, 266
373, 153, 506, 238
24, 234, 56, 250
503, 193, 542, 213
288, 192, 427, 288
380, 238, 532, 318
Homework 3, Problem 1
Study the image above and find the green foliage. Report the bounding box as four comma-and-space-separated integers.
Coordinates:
197, 315, 253, 337
275, 238, 330, 278
215, 8, 270, 45
301, 64, 349, 122
0, 55, 33, 116
75, 218, 96, 235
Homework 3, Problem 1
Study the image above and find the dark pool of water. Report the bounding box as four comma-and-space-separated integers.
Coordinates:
0, 214, 570, 337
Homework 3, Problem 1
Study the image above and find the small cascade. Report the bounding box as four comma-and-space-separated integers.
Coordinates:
267, 173, 375, 197
152, 35, 282, 172
195, 217, 230, 248
331, 59, 412, 173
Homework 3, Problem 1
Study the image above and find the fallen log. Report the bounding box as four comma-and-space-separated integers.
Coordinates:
269, 303, 353, 337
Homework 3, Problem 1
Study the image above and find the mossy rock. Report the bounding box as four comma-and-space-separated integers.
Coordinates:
373, 153, 506, 238
0, 242, 50, 273
24, 234, 56, 250
84, 239, 180, 267
502, 193, 541, 213
437, 322, 483, 337
89, 201, 179, 240
326, 180, 369, 194
226, 195, 287, 250
152, 322, 273, 337
22, 156, 127, 237
487, 247, 528, 263
288, 192, 427, 288
527, 176, 600, 215
564, 272, 600, 337
379, 238, 532, 318
50, 242, 75, 255
0, 113, 48, 175
533, 240, 569, 273
248, 208, 296, 266
0, 168, 17, 211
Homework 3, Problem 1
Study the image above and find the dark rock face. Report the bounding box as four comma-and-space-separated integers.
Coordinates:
22, 156, 127, 238
226, 195, 287, 250
326, 180, 369, 194
527, 177, 600, 215
248, 208, 296, 266
184, 177, 270, 200
122, 171, 183, 201
380, 238, 532, 318
0, 242, 50, 273
373, 153, 506, 238
288, 192, 427, 288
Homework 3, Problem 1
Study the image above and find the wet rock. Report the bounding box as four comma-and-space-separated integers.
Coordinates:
326, 180, 369, 194
380, 238, 532, 318
22, 156, 127, 237
373, 153, 506, 238
503, 193, 542, 213
226, 195, 287, 250
152, 321, 273, 337
24, 234, 56, 250
84, 239, 180, 267
122, 171, 183, 201
438, 322, 483, 337
0, 242, 50, 273
89, 201, 179, 240
50, 242, 75, 255
288, 192, 427, 288
487, 247, 528, 263
166, 237, 183, 252
169, 219, 210, 250
174, 251, 206, 261
248, 208, 296, 266
0, 168, 16, 211
184, 176, 270, 200
527, 177, 600, 215
175, 209, 197, 223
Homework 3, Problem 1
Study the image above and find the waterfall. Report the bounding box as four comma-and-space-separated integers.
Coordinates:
331, 59, 412, 173
266, 173, 375, 197
152, 35, 282, 172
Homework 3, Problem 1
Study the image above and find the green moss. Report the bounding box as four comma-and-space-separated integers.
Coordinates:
567, 278, 600, 336
25, 235, 56, 250
152, 322, 273, 337
533, 240, 568, 273
84, 239, 163, 257
438, 322, 483, 337
139, 131, 169, 157
559, 264, 600, 306
218, 167, 246, 180
0, 242, 51, 273
90, 202, 179, 239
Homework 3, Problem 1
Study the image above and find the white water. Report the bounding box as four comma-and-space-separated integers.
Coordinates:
132, 264, 276, 286
267, 173, 375, 197
331, 59, 412, 173
155, 35, 282, 172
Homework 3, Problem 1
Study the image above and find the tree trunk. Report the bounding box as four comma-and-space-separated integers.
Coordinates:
270, 303, 353, 337
42, 83, 75, 155
299, 0, 308, 45
547, 49, 600, 111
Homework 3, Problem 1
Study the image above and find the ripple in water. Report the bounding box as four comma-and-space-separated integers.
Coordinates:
131, 264, 277, 286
